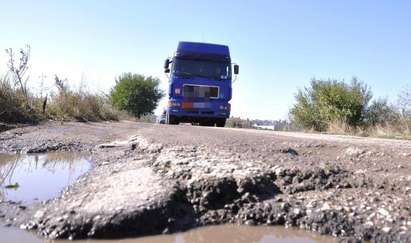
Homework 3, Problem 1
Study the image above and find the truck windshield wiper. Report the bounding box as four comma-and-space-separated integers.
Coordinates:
176, 71, 195, 77
195, 74, 213, 79
176, 71, 221, 80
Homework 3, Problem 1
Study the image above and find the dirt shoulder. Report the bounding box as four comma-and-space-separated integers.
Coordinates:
0, 121, 151, 153
0, 122, 410, 242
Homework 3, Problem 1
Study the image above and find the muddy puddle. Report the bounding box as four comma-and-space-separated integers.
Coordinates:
0, 152, 91, 203
0, 224, 336, 243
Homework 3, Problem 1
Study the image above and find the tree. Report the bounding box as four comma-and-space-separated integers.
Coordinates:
397, 86, 411, 132
290, 78, 372, 131
398, 86, 411, 118
110, 73, 164, 118
366, 98, 399, 127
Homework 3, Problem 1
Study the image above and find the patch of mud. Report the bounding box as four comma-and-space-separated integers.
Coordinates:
0, 224, 338, 243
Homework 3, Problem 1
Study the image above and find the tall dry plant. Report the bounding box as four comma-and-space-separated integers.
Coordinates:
5, 45, 31, 109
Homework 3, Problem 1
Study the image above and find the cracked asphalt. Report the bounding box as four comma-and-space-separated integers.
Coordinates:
0, 121, 410, 242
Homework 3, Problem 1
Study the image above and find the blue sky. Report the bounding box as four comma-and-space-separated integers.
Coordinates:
1, 0, 410, 119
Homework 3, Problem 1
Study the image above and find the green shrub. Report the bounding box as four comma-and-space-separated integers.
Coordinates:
110, 73, 164, 118
366, 99, 400, 127
290, 78, 372, 131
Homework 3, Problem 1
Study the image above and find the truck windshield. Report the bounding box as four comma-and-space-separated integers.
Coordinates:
172, 58, 231, 80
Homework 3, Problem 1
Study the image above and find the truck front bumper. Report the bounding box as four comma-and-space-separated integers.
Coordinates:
167, 99, 230, 119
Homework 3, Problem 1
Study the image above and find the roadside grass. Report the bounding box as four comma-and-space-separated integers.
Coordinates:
0, 76, 124, 124
0, 77, 43, 124
317, 120, 411, 140
136, 114, 157, 123
47, 88, 121, 122
366, 123, 411, 140
226, 116, 411, 140
0, 45, 130, 125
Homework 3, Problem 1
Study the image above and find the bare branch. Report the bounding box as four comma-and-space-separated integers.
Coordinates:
5, 45, 31, 109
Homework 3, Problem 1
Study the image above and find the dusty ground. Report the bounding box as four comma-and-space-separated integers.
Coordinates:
0, 121, 410, 242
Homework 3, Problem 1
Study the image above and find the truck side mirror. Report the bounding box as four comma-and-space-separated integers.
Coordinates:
164, 58, 170, 73
233, 64, 239, 75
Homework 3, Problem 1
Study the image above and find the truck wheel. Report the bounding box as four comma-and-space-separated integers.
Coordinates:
166, 113, 179, 125
216, 118, 226, 127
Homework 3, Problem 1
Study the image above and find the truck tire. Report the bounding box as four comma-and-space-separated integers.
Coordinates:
166, 112, 179, 125
216, 118, 226, 127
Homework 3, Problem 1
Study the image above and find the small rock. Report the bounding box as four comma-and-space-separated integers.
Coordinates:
280, 148, 299, 156
321, 202, 331, 211
274, 167, 285, 176
245, 220, 255, 225
34, 210, 45, 219
293, 208, 301, 215
162, 227, 170, 234
131, 143, 137, 150
378, 208, 390, 217
344, 147, 366, 157
280, 202, 291, 210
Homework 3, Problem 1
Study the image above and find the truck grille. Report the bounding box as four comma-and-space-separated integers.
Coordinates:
183, 85, 219, 99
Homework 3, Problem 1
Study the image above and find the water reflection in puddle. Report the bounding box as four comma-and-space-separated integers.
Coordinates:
0, 224, 336, 243
0, 152, 91, 203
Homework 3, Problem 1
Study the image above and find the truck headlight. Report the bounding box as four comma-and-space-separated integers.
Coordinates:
168, 101, 181, 107
174, 88, 181, 95
219, 105, 228, 110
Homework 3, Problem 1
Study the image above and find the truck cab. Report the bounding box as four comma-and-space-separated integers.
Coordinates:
164, 41, 239, 127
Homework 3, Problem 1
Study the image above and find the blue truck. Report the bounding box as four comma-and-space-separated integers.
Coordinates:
163, 41, 239, 127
